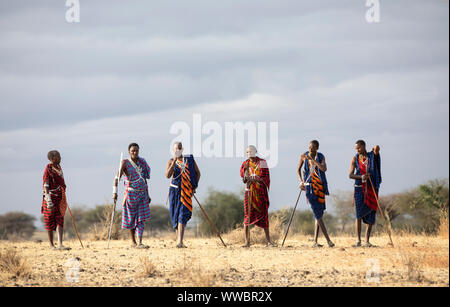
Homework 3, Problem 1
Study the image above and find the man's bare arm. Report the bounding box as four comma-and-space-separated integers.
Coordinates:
373, 145, 380, 155
318, 156, 327, 172
194, 160, 201, 183
297, 155, 305, 182
349, 156, 360, 180
165, 159, 176, 179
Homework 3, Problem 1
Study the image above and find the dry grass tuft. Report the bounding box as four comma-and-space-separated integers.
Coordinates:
402, 252, 425, 283
421, 253, 449, 269
225, 213, 285, 245
438, 211, 449, 239
88, 205, 122, 241
0, 248, 32, 279
188, 266, 218, 287
137, 257, 160, 278
170, 257, 221, 287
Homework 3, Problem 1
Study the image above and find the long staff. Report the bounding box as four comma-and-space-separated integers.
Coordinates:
193, 194, 227, 247
67, 204, 84, 248
107, 152, 123, 249
368, 175, 394, 247
281, 171, 305, 247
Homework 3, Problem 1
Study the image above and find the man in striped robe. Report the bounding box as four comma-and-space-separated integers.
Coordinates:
240, 145, 276, 247
298, 140, 335, 248
166, 142, 201, 248
113, 143, 152, 249
349, 140, 381, 247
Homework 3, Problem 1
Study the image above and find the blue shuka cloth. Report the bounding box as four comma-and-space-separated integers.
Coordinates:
303, 152, 329, 220
354, 151, 382, 225
169, 155, 198, 229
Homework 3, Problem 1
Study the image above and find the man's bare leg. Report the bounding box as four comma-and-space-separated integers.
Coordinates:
264, 227, 277, 247
242, 225, 250, 247
177, 223, 187, 248
314, 220, 321, 244
55, 226, 71, 250
317, 219, 334, 247
47, 230, 55, 248
353, 219, 362, 247
312, 221, 323, 247
365, 224, 373, 246
130, 229, 137, 246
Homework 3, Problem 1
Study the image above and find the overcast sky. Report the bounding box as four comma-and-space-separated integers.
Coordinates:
0, 0, 448, 224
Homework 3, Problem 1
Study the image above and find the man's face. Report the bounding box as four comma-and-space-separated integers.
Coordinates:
309, 143, 318, 153
129, 146, 139, 160
174, 143, 183, 157
51, 153, 61, 165
246, 147, 257, 159
355, 144, 365, 154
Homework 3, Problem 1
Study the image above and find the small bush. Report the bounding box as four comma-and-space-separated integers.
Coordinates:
0, 248, 32, 279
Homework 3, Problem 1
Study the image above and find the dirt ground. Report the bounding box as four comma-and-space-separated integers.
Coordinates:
0, 233, 448, 287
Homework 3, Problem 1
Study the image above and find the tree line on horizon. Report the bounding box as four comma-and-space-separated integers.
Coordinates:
0, 179, 448, 240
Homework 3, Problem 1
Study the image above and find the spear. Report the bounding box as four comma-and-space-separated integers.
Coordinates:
107, 152, 123, 249
368, 175, 394, 247
193, 194, 227, 247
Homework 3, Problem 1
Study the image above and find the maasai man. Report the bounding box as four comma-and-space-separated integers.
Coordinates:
42, 150, 70, 250
240, 145, 277, 248
349, 140, 381, 247
113, 143, 151, 249
298, 140, 335, 248
165, 142, 201, 248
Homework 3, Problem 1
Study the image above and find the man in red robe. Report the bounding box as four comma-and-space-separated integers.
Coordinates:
240, 145, 277, 247
42, 150, 70, 250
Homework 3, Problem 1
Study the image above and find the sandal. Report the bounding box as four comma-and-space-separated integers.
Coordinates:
352, 242, 362, 248
135, 244, 150, 249
327, 241, 335, 248
312, 243, 323, 248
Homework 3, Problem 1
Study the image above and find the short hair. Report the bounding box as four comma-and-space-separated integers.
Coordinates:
355, 140, 366, 147
310, 140, 319, 148
47, 150, 60, 160
128, 143, 140, 151
173, 142, 183, 148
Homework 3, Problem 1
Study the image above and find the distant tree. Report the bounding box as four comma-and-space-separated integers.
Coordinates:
378, 194, 401, 221
0, 212, 36, 239
195, 188, 244, 235
41, 205, 122, 238
392, 179, 449, 233
62, 207, 86, 238
145, 205, 171, 232
417, 179, 449, 211
283, 208, 337, 236
330, 191, 354, 232
292, 210, 315, 235
269, 208, 291, 226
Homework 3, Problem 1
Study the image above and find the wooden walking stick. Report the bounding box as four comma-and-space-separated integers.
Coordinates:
281, 171, 305, 247
368, 175, 394, 247
61, 188, 84, 248
193, 194, 227, 247
67, 205, 84, 249
107, 153, 123, 249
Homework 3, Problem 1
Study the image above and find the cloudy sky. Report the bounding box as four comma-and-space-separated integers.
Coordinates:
0, 0, 448, 224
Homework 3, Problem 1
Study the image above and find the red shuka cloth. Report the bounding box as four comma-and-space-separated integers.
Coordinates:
358, 157, 378, 212
240, 157, 271, 228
